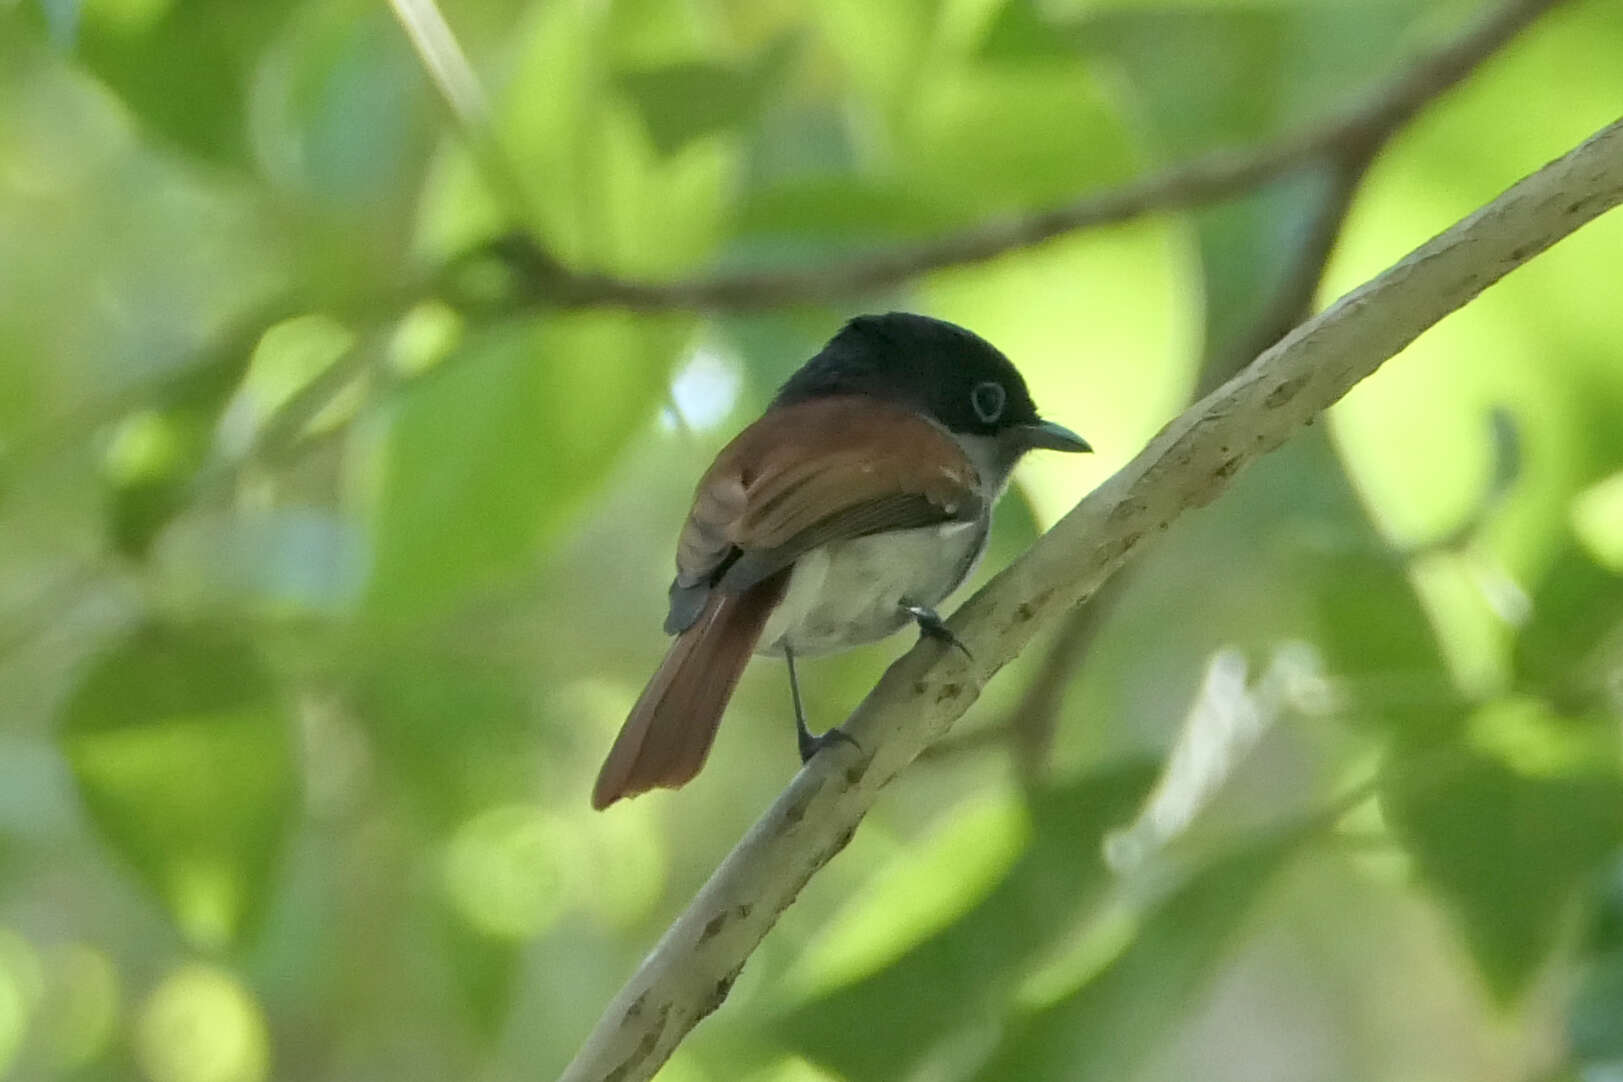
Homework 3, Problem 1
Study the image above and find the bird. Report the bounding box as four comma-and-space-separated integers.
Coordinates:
591, 312, 1090, 809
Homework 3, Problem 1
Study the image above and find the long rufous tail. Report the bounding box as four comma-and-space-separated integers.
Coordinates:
592, 576, 785, 809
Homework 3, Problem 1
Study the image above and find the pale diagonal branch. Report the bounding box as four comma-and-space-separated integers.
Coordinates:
558, 115, 1623, 1082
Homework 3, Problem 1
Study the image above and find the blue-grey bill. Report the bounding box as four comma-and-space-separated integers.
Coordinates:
1021, 419, 1091, 453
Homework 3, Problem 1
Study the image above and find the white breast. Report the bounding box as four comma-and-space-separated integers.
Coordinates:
757, 518, 988, 657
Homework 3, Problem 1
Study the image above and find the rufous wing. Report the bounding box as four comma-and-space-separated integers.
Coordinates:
666, 396, 983, 631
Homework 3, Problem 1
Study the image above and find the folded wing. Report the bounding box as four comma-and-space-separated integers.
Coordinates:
667, 396, 983, 631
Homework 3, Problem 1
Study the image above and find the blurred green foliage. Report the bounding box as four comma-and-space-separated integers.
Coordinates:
2, 0, 1622, 1080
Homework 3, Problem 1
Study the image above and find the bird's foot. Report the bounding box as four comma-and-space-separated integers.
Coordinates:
900, 601, 972, 661
798, 724, 861, 764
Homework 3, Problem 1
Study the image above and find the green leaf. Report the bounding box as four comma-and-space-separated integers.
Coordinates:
979, 0, 1078, 66
1188, 168, 1340, 377
101, 417, 210, 561
1078, 3, 1423, 380
1051, 425, 1457, 778
246, 2, 438, 300
60, 624, 297, 948
417, 0, 739, 277
1384, 749, 1623, 1001
777, 763, 1157, 1082
99, 338, 262, 560
1571, 861, 1623, 1066
1513, 541, 1623, 710
615, 59, 772, 158
966, 827, 1304, 1082
737, 176, 956, 244
811, 0, 936, 115
897, 61, 1134, 216
152, 508, 369, 618
737, 5, 1139, 241
349, 656, 539, 830
72, 0, 300, 164
1060, 4, 1424, 150
356, 312, 689, 629
254, 5, 433, 205
1572, 957, 1623, 1068
438, 900, 522, 1041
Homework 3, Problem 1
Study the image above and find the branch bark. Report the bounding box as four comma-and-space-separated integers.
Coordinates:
486, 0, 1562, 312
558, 115, 1623, 1082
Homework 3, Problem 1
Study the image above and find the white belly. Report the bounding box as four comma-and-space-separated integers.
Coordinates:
757, 520, 988, 658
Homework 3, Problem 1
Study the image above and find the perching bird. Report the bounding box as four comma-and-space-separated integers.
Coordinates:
592, 312, 1089, 809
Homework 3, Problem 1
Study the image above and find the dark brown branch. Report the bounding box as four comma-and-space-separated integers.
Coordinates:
1006, 581, 1115, 777
485, 0, 1563, 313
8, 0, 1552, 517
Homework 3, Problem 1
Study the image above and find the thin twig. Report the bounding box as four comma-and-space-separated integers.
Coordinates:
386, 0, 572, 285
1397, 407, 1522, 557
918, 576, 1116, 775
484, 0, 1563, 312
1006, 589, 1113, 778
1195, 155, 1377, 397
0, 294, 302, 501
185, 329, 388, 505
913, 717, 1017, 764
11, 0, 1552, 502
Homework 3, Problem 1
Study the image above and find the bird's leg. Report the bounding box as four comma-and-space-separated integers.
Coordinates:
786, 644, 860, 763
900, 600, 972, 661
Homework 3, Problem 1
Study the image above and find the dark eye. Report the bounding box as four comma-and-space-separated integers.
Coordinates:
970, 381, 1006, 424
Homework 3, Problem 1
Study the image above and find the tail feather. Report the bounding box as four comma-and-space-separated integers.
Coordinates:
592, 576, 785, 809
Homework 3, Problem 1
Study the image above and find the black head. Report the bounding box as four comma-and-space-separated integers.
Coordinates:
774, 313, 1089, 451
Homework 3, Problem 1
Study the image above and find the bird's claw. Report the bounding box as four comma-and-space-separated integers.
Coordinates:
900, 602, 972, 661
798, 725, 862, 764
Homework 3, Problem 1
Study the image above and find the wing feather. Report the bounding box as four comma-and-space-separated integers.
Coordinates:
664, 397, 981, 632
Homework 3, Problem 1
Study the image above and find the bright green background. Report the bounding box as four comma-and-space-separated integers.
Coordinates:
2, 1, 1623, 1080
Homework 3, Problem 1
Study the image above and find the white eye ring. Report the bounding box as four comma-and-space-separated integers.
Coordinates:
970, 381, 1006, 424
